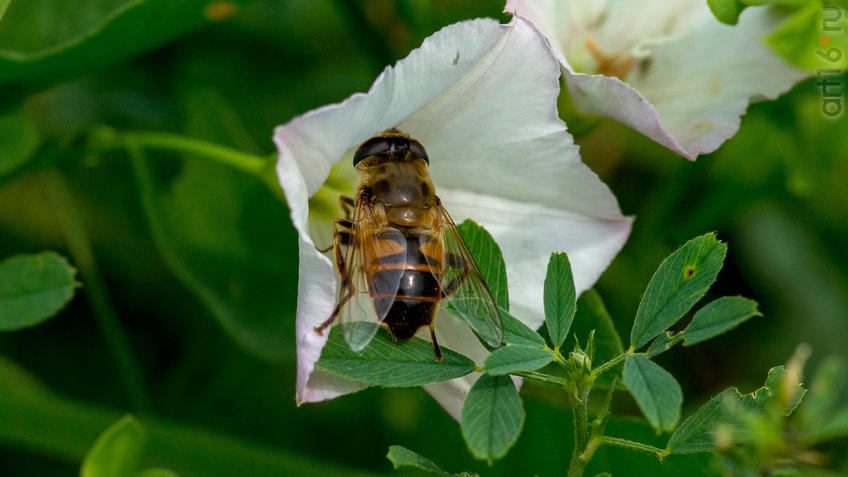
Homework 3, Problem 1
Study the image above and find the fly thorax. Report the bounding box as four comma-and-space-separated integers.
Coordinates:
365, 161, 434, 202
387, 207, 424, 226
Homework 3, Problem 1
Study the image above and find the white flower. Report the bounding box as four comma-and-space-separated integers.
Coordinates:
273, 18, 632, 419
505, 0, 808, 159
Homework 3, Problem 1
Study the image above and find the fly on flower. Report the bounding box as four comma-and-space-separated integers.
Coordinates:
314, 129, 504, 361
275, 18, 631, 412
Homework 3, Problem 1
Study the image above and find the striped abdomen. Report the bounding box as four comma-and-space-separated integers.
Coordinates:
366, 230, 444, 341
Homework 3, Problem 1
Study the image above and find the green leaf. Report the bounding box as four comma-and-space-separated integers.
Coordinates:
767, 3, 848, 71
386, 445, 453, 476
765, 365, 807, 416
448, 220, 508, 347
137, 470, 179, 477
707, 0, 747, 25
455, 220, 508, 309
0, 0, 10, 21
623, 355, 682, 432
500, 307, 546, 348
81, 415, 147, 477
0, 0, 253, 86
630, 233, 727, 349
543, 252, 576, 347
461, 374, 524, 461
646, 332, 681, 357
0, 252, 77, 331
0, 110, 39, 179
666, 365, 801, 454
682, 296, 761, 346
737, 0, 791, 4
315, 325, 476, 387
666, 388, 740, 454
483, 345, 553, 375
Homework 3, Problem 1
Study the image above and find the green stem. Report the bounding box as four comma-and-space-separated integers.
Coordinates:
121, 131, 269, 177
551, 346, 569, 367
90, 127, 284, 202
597, 436, 665, 457
514, 371, 570, 387
592, 377, 617, 434
42, 170, 152, 413
567, 387, 591, 477
592, 348, 635, 378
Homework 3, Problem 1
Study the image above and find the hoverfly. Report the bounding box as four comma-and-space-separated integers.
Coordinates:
314, 129, 504, 361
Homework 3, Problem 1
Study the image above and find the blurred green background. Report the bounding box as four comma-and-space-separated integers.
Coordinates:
1, 0, 846, 475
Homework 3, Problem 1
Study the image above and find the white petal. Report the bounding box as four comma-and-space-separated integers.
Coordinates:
626, 6, 807, 158
440, 189, 632, 328
507, 1, 807, 159
564, 72, 686, 155
275, 18, 509, 219
397, 26, 625, 221
505, 0, 703, 69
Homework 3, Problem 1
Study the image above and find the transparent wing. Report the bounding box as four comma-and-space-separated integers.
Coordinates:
432, 201, 504, 348
337, 199, 406, 352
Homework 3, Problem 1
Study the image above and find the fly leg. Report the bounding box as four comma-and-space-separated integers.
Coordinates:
315, 219, 354, 335
339, 195, 354, 220
316, 213, 354, 253
441, 252, 468, 297
315, 196, 354, 253
429, 325, 444, 362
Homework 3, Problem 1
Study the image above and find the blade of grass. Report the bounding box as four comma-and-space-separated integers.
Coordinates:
43, 169, 151, 413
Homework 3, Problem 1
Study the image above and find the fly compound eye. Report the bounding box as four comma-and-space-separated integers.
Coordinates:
353, 138, 391, 166
409, 140, 429, 164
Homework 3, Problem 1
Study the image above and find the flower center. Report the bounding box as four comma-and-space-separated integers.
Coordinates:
584, 36, 637, 80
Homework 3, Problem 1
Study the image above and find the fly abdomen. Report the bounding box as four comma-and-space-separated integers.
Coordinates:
370, 268, 440, 302
371, 233, 442, 299
396, 269, 440, 300
371, 269, 440, 342
382, 299, 435, 340
368, 232, 445, 342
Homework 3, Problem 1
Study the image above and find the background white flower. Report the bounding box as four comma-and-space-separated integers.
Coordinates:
505, 0, 809, 159
274, 17, 632, 419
